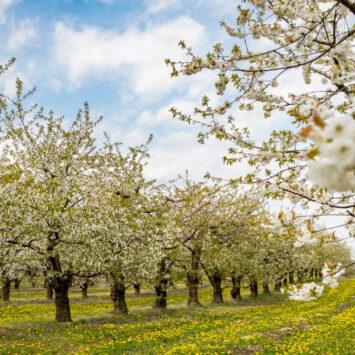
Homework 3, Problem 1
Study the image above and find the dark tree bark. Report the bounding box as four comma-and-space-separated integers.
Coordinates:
14, 279, 20, 290
46, 282, 54, 300
263, 281, 270, 294
202, 264, 224, 304
210, 274, 223, 304
111, 281, 128, 314
80, 281, 89, 299
44, 277, 54, 300
153, 260, 169, 309
297, 270, 304, 283
288, 272, 294, 285
31, 282, 36, 288
187, 277, 201, 306
231, 275, 243, 301
339, 0, 355, 15
187, 249, 201, 307
53, 277, 72, 322
153, 282, 168, 309
133, 284, 141, 295
49, 253, 72, 322
249, 279, 258, 298
2, 279, 11, 301
309, 268, 314, 279
282, 277, 288, 287
274, 280, 282, 292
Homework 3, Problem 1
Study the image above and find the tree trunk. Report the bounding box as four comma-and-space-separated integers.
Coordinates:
249, 280, 258, 298
46, 282, 54, 300
44, 277, 54, 300
81, 283, 88, 299
297, 270, 304, 283
48, 252, 72, 322
53, 278, 72, 322
231, 275, 242, 301
288, 272, 295, 285
31, 282, 36, 288
282, 277, 288, 287
274, 280, 282, 291
111, 282, 128, 314
14, 279, 20, 290
211, 275, 223, 304
153, 260, 169, 309
187, 250, 201, 307
263, 281, 270, 294
133, 284, 141, 295
2, 280, 11, 301
309, 268, 314, 279
187, 277, 201, 306
153, 282, 168, 309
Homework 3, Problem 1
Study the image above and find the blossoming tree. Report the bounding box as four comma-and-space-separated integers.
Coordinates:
167, 0, 354, 299
87, 138, 157, 314
0, 74, 155, 320
167, 0, 354, 219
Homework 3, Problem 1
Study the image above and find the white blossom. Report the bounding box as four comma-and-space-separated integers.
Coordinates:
282, 282, 324, 301
321, 263, 345, 289
307, 114, 355, 191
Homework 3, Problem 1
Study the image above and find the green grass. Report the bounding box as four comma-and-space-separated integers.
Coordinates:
0, 279, 354, 354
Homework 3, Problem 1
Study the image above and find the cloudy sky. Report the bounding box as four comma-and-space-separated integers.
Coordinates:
0, 0, 281, 183
1, 0, 353, 245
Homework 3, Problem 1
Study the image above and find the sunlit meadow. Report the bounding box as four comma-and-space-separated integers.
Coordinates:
0, 279, 354, 354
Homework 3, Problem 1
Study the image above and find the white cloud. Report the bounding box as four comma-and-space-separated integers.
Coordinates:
8, 18, 37, 52
197, 0, 237, 15
145, 0, 181, 14
44, 77, 64, 92
0, 0, 19, 24
95, 0, 114, 3
137, 99, 195, 127
0, 0, 20, 25
144, 131, 249, 182
52, 16, 206, 99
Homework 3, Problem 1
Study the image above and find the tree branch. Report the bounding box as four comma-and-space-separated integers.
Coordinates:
281, 187, 355, 209
339, 0, 355, 15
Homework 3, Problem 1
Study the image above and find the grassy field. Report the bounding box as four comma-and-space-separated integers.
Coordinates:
0, 278, 354, 354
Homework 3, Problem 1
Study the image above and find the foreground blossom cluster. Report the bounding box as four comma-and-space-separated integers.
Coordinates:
282, 262, 346, 301
298, 98, 355, 191
281, 282, 324, 301
305, 110, 355, 191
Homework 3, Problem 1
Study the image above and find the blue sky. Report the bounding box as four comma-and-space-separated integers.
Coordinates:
1, 0, 353, 244
0, 0, 300, 183
1, 0, 251, 182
